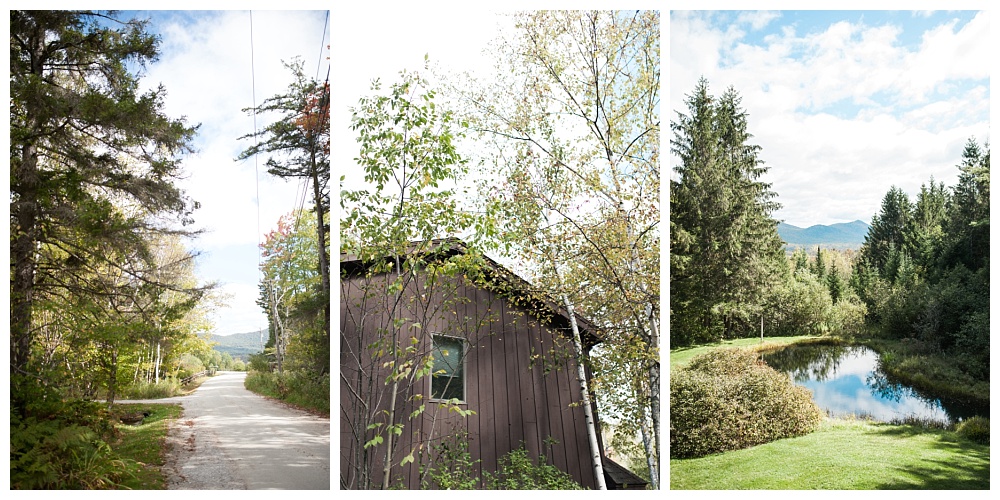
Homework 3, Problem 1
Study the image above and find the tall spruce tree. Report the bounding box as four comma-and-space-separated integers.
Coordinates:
10, 11, 199, 386
857, 186, 912, 281
670, 78, 784, 345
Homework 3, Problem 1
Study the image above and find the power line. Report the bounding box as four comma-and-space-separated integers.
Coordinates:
315, 11, 329, 81
250, 11, 265, 349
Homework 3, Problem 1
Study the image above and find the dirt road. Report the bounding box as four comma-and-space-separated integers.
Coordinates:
150, 371, 329, 489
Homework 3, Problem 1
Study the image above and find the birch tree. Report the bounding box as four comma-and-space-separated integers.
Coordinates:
453, 10, 660, 488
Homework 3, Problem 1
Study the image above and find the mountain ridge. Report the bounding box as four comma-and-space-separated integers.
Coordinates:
203, 329, 267, 360
777, 219, 870, 249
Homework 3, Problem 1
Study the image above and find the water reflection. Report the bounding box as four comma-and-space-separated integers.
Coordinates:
763, 344, 985, 424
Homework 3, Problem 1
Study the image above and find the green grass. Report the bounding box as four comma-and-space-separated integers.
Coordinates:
670, 336, 990, 490
670, 335, 819, 369
244, 371, 330, 416
109, 403, 183, 489
670, 417, 990, 489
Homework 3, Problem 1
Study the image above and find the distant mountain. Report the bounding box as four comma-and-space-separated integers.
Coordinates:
777, 220, 870, 250
203, 329, 267, 360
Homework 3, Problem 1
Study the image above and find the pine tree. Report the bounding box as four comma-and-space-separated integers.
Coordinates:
670, 78, 784, 344
10, 11, 199, 381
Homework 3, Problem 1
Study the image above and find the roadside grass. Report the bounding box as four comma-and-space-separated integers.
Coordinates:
670, 335, 819, 369
244, 371, 330, 417
109, 403, 183, 489
670, 416, 990, 489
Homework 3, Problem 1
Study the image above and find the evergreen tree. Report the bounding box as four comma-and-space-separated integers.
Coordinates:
812, 246, 826, 278
857, 186, 912, 280
670, 78, 784, 345
10, 11, 199, 384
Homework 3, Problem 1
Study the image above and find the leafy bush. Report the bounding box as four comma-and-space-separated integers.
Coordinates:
418, 431, 584, 490
244, 370, 330, 415
671, 348, 823, 459
420, 432, 481, 490
956, 416, 989, 444
248, 352, 273, 373
485, 447, 584, 490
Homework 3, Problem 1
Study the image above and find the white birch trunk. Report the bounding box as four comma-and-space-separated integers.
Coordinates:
154, 342, 162, 383
563, 294, 607, 490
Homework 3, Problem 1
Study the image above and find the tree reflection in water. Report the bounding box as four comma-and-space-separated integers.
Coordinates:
762, 343, 987, 424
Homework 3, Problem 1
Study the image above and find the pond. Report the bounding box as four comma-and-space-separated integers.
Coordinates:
762, 344, 988, 425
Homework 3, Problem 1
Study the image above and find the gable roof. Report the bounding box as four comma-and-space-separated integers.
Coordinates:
340, 237, 602, 348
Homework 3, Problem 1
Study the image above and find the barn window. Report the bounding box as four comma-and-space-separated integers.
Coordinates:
431, 335, 464, 401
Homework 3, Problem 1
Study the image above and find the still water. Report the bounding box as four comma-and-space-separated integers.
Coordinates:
762, 344, 987, 424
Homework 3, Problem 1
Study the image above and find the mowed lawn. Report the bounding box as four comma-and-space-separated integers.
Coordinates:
669, 337, 991, 490
670, 418, 990, 489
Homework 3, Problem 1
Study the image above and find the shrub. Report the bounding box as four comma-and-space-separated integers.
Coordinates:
420, 432, 481, 490
485, 447, 584, 490
671, 348, 823, 459
956, 416, 989, 445
244, 370, 330, 415
418, 431, 584, 490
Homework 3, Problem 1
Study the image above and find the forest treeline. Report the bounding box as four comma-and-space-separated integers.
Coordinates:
670, 77, 989, 383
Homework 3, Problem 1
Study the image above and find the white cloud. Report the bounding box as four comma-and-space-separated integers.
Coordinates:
736, 11, 781, 31
670, 10, 989, 227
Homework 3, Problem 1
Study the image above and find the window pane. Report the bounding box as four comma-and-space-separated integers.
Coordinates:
432, 336, 463, 401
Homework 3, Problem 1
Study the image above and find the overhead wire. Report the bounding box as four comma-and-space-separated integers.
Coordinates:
249, 11, 265, 349
292, 10, 331, 235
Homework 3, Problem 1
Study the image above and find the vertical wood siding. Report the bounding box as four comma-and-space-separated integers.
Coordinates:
340, 267, 599, 489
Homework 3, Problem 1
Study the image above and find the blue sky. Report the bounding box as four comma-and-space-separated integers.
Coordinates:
124, 10, 330, 336
670, 9, 990, 228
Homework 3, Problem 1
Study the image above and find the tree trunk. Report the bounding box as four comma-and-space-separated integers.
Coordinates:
646, 304, 661, 488
563, 294, 607, 490
310, 149, 330, 338
10, 28, 46, 378
639, 409, 659, 490
154, 341, 162, 383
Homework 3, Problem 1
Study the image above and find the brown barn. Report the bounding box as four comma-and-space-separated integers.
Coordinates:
340, 238, 646, 490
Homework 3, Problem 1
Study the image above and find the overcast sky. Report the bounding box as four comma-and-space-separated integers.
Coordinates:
670, 9, 990, 228
128, 10, 330, 336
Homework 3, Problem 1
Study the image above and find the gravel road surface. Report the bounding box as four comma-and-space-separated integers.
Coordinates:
123, 371, 329, 489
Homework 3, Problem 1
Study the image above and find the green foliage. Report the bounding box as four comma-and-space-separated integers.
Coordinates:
853, 140, 989, 385
417, 431, 584, 490
175, 353, 205, 379
670, 349, 823, 459
244, 370, 330, 415
419, 432, 481, 490
956, 416, 989, 445
10, 395, 130, 489
485, 447, 585, 490
248, 351, 275, 373
118, 378, 184, 399
671, 78, 785, 346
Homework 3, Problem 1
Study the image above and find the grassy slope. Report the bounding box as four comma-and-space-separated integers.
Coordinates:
669, 337, 991, 490
670, 418, 989, 489
110, 403, 183, 489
